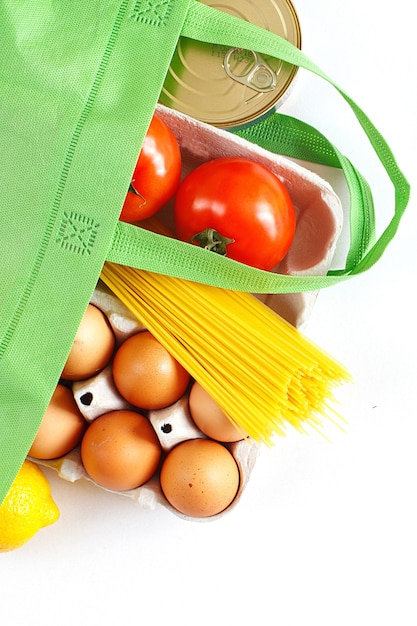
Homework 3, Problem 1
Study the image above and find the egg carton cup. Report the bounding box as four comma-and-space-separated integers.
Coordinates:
36, 104, 343, 521
37, 438, 260, 523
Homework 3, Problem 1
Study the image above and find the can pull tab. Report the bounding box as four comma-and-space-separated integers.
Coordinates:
224, 48, 277, 93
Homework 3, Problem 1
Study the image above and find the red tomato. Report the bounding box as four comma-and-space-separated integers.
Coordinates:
119, 114, 182, 223
174, 157, 296, 270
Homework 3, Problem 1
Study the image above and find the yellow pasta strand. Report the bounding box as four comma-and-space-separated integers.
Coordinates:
100, 261, 351, 445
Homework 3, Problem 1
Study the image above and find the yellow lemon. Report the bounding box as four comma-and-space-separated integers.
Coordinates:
0, 459, 60, 552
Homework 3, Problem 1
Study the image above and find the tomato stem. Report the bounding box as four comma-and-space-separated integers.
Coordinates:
129, 182, 146, 207
191, 228, 235, 255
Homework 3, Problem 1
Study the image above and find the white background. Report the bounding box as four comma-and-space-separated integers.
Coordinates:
1, 1, 416, 624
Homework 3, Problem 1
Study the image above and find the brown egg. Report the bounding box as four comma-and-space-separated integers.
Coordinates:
29, 384, 87, 459
160, 439, 240, 518
80, 410, 162, 491
61, 304, 115, 381
188, 381, 247, 442
112, 331, 190, 410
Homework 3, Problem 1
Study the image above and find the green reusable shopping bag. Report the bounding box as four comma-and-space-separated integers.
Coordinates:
0, 0, 192, 501
1, 0, 410, 503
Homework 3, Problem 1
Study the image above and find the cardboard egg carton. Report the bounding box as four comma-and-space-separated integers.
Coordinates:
40, 280, 261, 521
37, 104, 343, 520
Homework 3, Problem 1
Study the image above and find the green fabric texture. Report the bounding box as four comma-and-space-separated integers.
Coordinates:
0, 0, 191, 502
0, 0, 410, 503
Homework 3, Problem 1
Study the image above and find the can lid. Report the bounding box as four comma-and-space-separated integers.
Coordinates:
159, 0, 301, 128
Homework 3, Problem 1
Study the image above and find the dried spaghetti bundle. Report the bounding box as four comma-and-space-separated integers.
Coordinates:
100, 261, 351, 445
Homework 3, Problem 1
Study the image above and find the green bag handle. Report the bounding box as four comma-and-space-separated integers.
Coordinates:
108, 1, 410, 293
108, 113, 379, 293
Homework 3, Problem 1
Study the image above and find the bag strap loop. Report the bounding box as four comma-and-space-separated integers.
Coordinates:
181, 1, 411, 279
109, 0, 410, 292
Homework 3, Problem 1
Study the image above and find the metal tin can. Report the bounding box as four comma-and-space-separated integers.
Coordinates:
159, 0, 301, 128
